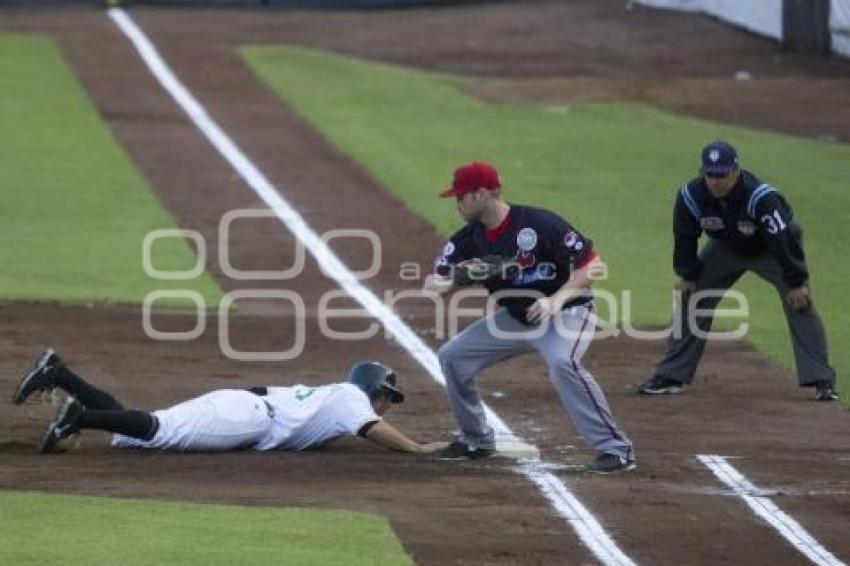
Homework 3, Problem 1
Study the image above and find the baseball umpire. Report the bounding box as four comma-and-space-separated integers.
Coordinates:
639, 140, 838, 401
12, 349, 445, 454
424, 161, 634, 473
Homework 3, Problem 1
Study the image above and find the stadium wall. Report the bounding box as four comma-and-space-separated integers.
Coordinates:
634, 0, 850, 58
834, 0, 850, 56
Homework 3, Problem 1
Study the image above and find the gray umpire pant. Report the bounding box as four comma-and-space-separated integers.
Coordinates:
438, 305, 633, 460
655, 239, 835, 386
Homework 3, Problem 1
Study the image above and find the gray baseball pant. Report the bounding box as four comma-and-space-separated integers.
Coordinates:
654, 239, 835, 386
438, 305, 633, 460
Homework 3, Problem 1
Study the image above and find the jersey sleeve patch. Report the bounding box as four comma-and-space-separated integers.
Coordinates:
434, 234, 468, 276
563, 230, 585, 252
543, 213, 593, 272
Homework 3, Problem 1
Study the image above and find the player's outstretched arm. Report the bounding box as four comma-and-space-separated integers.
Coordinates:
365, 420, 446, 453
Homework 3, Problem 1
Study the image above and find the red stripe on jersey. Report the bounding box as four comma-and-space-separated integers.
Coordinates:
575, 250, 598, 270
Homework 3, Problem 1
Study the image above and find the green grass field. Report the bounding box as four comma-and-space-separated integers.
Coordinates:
0, 491, 411, 566
0, 33, 221, 306
242, 46, 850, 398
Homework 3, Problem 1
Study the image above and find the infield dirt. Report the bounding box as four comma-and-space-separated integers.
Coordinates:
1, 2, 848, 564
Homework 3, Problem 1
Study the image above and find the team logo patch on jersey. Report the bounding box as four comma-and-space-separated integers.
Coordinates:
700, 216, 725, 230
513, 263, 556, 285
563, 230, 584, 251
737, 220, 757, 236
436, 241, 455, 268
517, 228, 538, 251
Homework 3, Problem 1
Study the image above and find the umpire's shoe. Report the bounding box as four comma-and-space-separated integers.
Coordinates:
814, 381, 839, 401
38, 397, 84, 454
12, 349, 62, 405
638, 375, 683, 395
437, 441, 496, 461
584, 453, 636, 474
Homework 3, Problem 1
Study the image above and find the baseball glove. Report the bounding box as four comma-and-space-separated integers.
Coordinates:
453, 255, 519, 286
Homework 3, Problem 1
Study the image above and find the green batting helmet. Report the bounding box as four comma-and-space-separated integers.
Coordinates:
346, 361, 404, 403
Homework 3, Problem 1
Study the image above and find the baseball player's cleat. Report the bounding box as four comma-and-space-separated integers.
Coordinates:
814, 381, 838, 401
638, 375, 683, 395
436, 441, 496, 461
38, 396, 84, 454
12, 349, 62, 405
584, 453, 636, 474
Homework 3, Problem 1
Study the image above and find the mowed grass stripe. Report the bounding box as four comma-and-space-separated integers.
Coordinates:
0, 33, 221, 306
242, 46, 850, 399
0, 490, 412, 566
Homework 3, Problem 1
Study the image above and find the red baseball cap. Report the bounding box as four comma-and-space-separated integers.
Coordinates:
439, 161, 501, 198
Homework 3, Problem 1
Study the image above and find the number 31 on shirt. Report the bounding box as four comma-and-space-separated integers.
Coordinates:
761, 210, 787, 234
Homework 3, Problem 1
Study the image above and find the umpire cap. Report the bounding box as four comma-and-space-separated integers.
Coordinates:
347, 361, 404, 403
701, 140, 738, 175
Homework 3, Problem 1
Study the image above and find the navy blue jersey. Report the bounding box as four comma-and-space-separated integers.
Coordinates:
674, 170, 808, 287
434, 204, 596, 324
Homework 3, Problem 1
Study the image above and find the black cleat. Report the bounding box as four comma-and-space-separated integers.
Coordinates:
584, 453, 636, 474
436, 441, 496, 461
814, 381, 838, 401
38, 396, 84, 454
12, 349, 62, 405
638, 375, 683, 395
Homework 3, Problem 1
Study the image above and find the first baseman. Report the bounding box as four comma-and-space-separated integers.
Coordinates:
639, 140, 838, 400
13, 349, 445, 455
424, 161, 634, 473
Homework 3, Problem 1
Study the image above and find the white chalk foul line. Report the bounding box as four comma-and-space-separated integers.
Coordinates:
108, 8, 635, 565
697, 455, 844, 566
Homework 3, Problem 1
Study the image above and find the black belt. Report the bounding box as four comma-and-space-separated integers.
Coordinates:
262, 399, 275, 420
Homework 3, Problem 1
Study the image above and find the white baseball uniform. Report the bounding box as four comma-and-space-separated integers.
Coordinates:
111, 383, 379, 452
